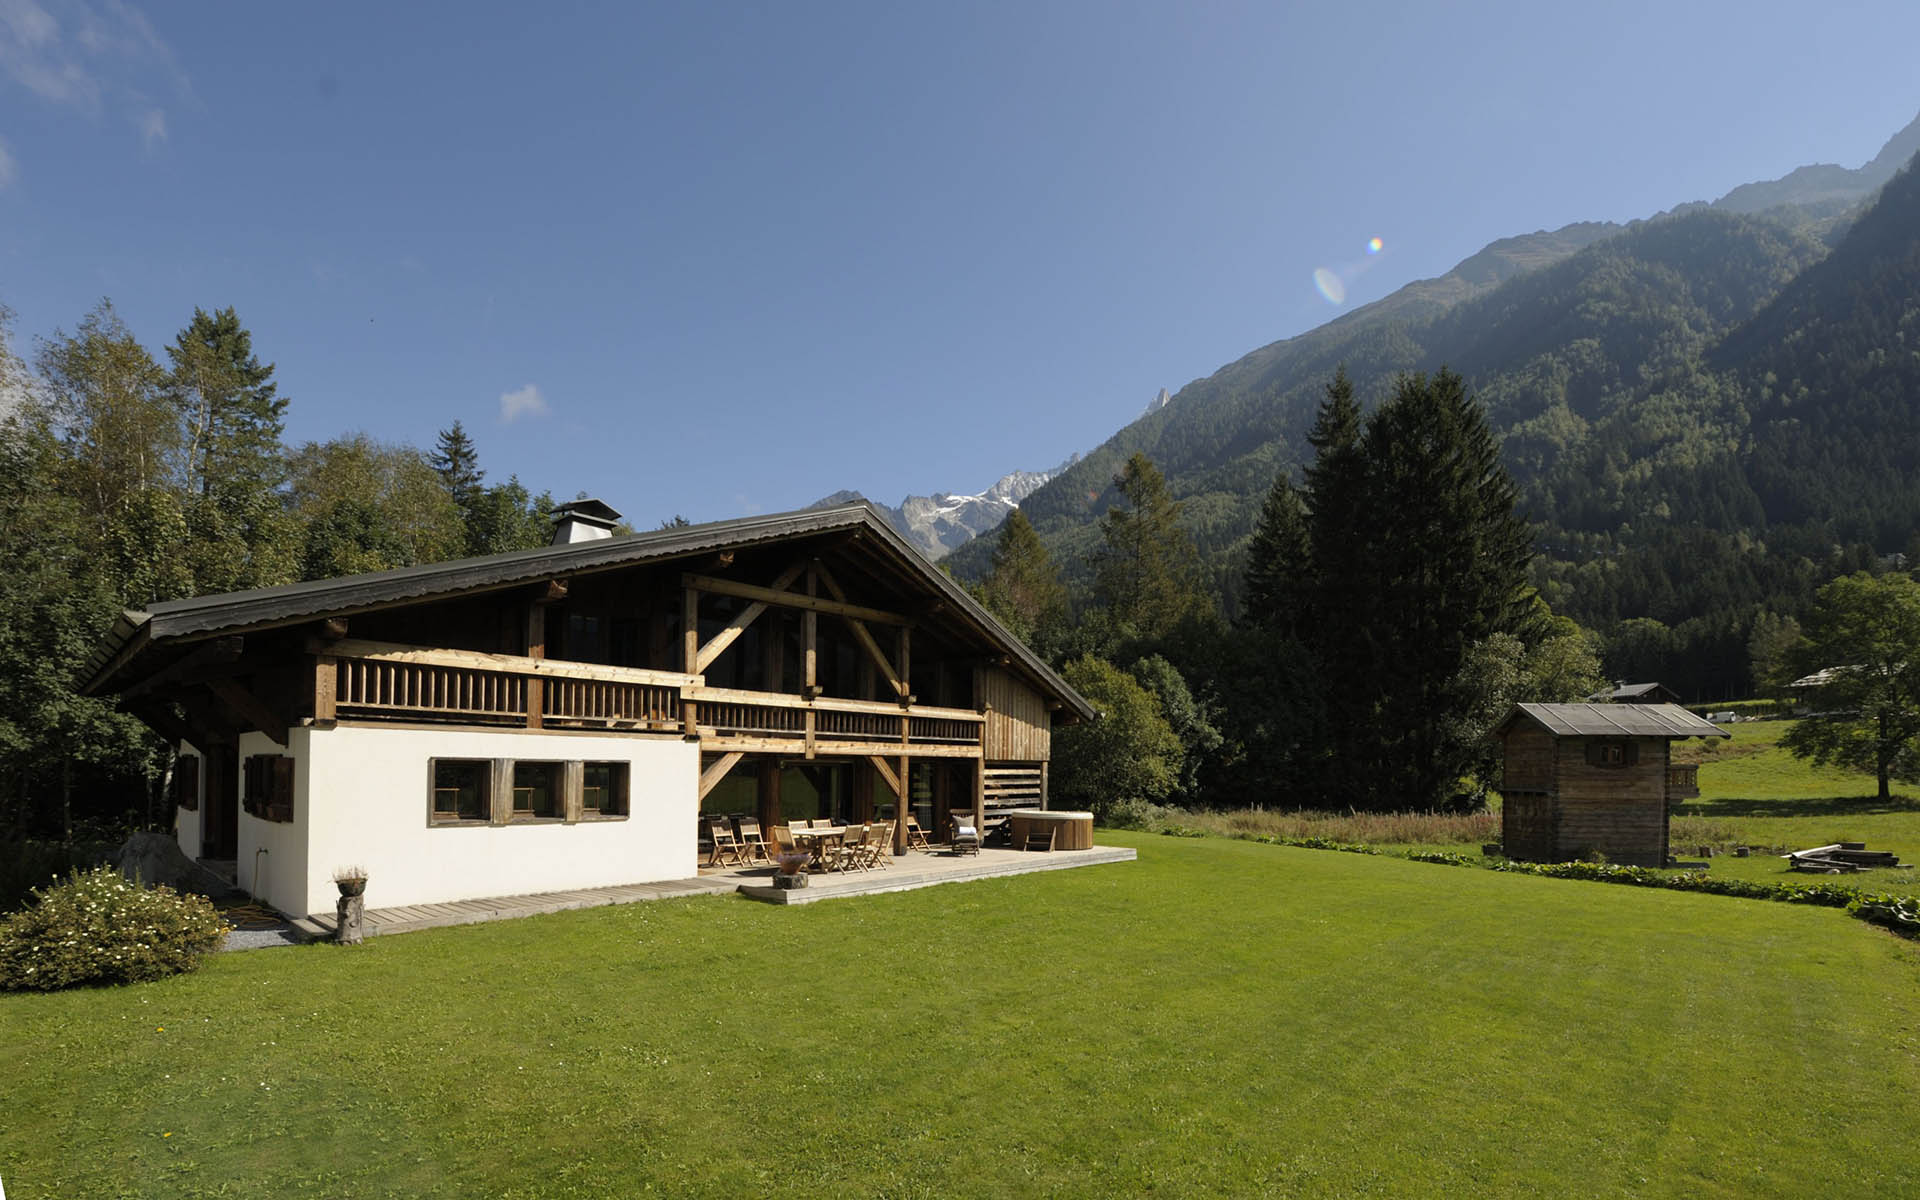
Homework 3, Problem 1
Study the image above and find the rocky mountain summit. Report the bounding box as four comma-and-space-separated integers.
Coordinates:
810, 456, 1076, 560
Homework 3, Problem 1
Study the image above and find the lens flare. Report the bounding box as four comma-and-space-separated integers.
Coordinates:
1312, 267, 1346, 304
1367, 237, 1384, 254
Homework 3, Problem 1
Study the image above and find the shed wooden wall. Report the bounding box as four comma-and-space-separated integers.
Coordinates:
1501, 726, 1555, 792
978, 668, 1050, 762
1549, 736, 1669, 868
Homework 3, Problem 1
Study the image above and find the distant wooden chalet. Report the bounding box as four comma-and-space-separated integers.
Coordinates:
82, 502, 1095, 920
1585, 680, 1683, 706
1494, 703, 1728, 868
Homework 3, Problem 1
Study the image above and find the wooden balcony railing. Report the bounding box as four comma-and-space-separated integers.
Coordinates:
688, 686, 984, 757
327, 639, 689, 732
318, 639, 983, 754
1667, 764, 1699, 798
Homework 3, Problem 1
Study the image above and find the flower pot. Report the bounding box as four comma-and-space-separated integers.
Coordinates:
336, 878, 367, 898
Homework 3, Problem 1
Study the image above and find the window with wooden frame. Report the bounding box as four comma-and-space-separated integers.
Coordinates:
511, 761, 564, 821
1584, 740, 1638, 768
582, 762, 629, 818
430, 758, 493, 824
242, 754, 295, 822
171, 754, 200, 812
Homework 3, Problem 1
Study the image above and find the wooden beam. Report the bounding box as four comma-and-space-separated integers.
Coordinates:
897, 626, 911, 709
538, 578, 569, 604
125, 701, 196, 748
811, 561, 906, 699
682, 572, 911, 626
703, 737, 981, 758
867, 755, 901, 797
757, 759, 781, 833
205, 678, 288, 746
802, 568, 819, 697
525, 599, 546, 730
313, 655, 337, 724
319, 616, 349, 641
682, 587, 700, 738
120, 637, 244, 701
306, 638, 701, 688
897, 754, 910, 854
694, 562, 806, 673
699, 752, 745, 801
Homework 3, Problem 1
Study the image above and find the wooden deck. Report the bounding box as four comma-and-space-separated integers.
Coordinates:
290, 844, 1135, 937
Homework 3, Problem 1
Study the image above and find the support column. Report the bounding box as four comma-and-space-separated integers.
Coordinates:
757, 759, 781, 833
973, 757, 986, 840
682, 587, 700, 738
853, 760, 875, 824
896, 753, 910, 855
525, 600, 546, 730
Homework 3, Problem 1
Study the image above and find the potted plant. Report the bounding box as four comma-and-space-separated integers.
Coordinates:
332, 865, 368, 898
773, 850, 811, 889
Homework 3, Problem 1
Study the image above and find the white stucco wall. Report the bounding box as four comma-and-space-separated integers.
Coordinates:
297, 725, 698, 919
236, 730, 308, 915
173, 745, 203, 859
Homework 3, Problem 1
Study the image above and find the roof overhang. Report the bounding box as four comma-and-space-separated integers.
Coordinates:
1494, 702, 1731, 740
82, 502, 1097, 722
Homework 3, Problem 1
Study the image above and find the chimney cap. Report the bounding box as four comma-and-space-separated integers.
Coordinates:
549, 498, 623, 545
550, 498, 623, 523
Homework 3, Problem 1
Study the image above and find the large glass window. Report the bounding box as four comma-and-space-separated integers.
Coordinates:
432, 759, 491, 823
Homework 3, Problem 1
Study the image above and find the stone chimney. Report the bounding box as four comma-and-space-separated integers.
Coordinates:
549, 498, 623, 545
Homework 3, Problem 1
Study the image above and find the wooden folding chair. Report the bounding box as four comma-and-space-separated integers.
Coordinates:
706, 817, 746, 868
866, 821, 894, 868
903, 813, 931, 852
736, 817, 772, 866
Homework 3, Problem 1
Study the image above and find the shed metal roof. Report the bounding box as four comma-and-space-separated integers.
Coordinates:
1498, 702, 1729, 740
82, 502, 1096, 721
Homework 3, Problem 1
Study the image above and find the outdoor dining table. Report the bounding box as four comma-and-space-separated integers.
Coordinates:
790, 825, 848, 868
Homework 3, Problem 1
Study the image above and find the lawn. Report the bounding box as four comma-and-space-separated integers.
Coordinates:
1668, 719, 1920, 896
4, 834, 1918, 1198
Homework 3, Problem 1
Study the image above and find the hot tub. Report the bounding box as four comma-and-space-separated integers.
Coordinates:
1006, 809, 1094, 851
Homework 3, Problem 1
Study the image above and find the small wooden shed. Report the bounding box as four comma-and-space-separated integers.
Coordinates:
1494, 703, 1728, 867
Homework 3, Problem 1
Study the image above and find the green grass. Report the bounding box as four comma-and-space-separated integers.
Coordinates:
4, 834, 1919, 1198
1663, 719, 1920, 896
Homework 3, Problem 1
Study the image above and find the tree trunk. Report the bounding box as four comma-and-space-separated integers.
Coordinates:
1879, 709, 1892, 803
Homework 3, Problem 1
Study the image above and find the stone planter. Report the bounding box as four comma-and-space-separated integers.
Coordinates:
336, 878, 367, 898
772, 873, 808, 890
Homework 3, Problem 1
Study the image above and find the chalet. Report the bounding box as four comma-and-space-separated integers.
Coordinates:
81, 502, 1096, 920
1494, 703, 1728, 868
1585, 680, 1683, 706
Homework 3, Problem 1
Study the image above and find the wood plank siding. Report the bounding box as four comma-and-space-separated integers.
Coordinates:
1550, 736, 1669, 867
978, 668, 1050, 762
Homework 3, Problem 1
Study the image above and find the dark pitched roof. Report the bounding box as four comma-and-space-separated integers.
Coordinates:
1497, 703, 1729, 740
1585, 680, 1681, 703
82, 502, 1096, 721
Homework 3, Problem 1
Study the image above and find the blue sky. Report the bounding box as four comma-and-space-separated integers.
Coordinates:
3, 1, 1918, 525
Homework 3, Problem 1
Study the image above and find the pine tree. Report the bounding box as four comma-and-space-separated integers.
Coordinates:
1091, 452, 1205, 644
1297, 367, 1372, 805
165, 307, 287, 497
1355, 368, 1537, 809
977, 510, 1068, 650
1241, 470, 1309, 634
431, 421, 484, 511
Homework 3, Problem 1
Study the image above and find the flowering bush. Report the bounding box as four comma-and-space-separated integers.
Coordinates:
0, 867, 229, 991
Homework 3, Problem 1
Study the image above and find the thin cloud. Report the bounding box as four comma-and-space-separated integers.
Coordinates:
0, 0, 187, 132
0, 135, 16, 188
499, 383, 549, 423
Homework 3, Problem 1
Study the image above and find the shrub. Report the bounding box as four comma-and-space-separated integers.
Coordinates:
0, 867, 229, 991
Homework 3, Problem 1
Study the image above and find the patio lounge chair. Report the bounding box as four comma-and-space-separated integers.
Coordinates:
950, 812, 980, 856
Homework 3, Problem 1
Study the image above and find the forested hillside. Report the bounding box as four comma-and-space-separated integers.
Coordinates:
954, 135, 1920, 700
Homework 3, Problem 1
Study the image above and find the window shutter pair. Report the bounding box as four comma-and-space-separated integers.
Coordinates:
1583, 740, 1639, 767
